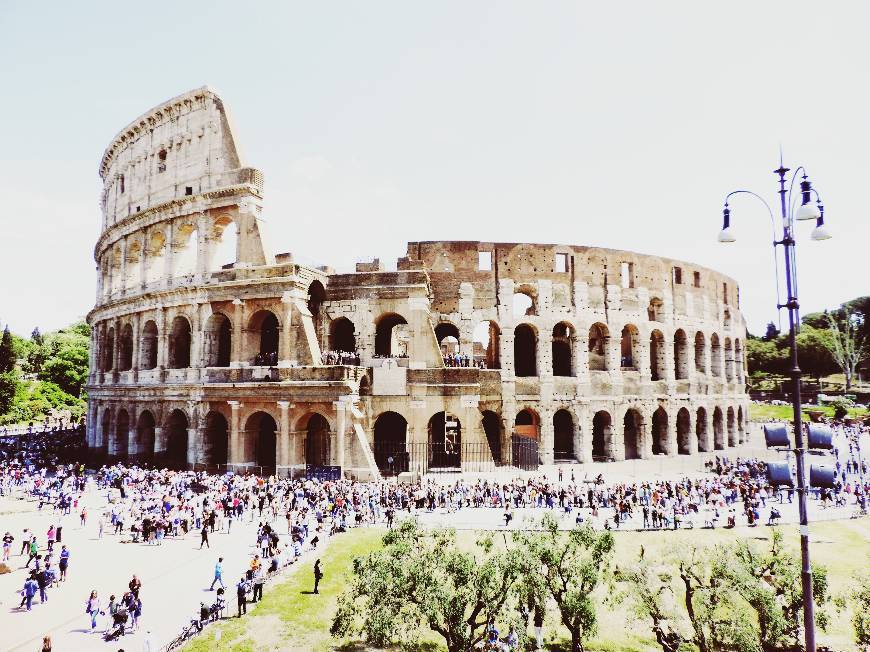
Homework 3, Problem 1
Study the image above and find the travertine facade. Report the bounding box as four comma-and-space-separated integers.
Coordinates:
86, 88, 749, 478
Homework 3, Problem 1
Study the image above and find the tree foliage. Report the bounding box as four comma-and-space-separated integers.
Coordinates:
823, 311, 868, 390
0, 326, 14, 374
331, 518, 523, 652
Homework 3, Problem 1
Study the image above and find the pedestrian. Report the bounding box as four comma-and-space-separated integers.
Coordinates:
2, 531, 12, 562
41, 635, 51, 652
58, 545, 70, 581
129, 574, 142, 599
533, 605, 545, 649
142, 629, 155, 652
313, 559, 323, 594
252, 565, 264, 602
200, 524, 210, 549
36, 567, 49, 603
98, 516, 104, 539
20, 575, 38, 610
210, 557, 225, 590
236, 576, 250, 618
86, 590, 101, 630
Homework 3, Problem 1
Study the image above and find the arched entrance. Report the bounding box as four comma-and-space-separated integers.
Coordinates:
553, 409, 574, 460
649, 330, 665, 380
140, 321, 158, 370
135, 411, 156, 463
249, 311, 279, 366
307, 281, 326, 346
552, 323, 573, 376
329, 317, 356, 353
119, 324, 133, 371
244, 411, 278, 472
696, 407, 709, 452
623, 409, 643, 460
165, 409, 189, 469
428, 411, 461, 470
203, 314, 231, 367
169, 316, 192, 369
103, 327, 115, 372
737, 406, 745, 444
303, 413, 330, 467
592, 411, 612, 461
652, 407, 668, 455
588, 323, 609, 371
373, 411, 408, 474
620, 325, 640, 369
203, 411, 229, 466
713, 407, 724, 450
514, 409, 540, 439
114, 410, 130, 461
100, 409, 112, 453
481, 411, 502, 463
677, 407, 692, 455
514, 324, 537, 376
694, 332, 706, 373
473, 321, 500, 369
726, 406, 736, 446
375, 313, 408, 357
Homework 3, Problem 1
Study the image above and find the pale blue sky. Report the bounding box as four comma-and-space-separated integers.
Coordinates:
1, 1, 867, 335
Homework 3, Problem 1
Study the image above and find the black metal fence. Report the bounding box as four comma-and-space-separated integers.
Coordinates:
373, 436, 539, 475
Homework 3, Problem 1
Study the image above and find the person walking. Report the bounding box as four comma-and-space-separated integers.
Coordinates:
251, 565, 264, 603
58, 545, 70, 581
86, 590, 101, 631
40, 635, 51, 652
20, 575, 38, 611
128, 574, 142, 599
199, 524, 210, 549
236, 576, 248, 618
313, 559, 323, 594
210, 557, 225, 590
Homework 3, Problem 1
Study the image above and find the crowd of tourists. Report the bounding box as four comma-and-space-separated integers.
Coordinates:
321, 349, 361, 366
442, 351, 489, 369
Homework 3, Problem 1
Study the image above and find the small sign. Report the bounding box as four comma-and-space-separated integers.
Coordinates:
305, 465, 341, 481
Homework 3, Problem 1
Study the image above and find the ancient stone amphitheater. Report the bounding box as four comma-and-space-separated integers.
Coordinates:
85, 87, 749, 478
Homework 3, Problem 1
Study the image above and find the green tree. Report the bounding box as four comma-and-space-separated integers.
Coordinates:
844, 571, 870, 649
0, 326, 15, 373
332, 519, 523, 652
38, 328, 89, 397
746, 337, 787, 376
796, 325, 836, 382
615, 555, 686, 652
0, 371, 17, 415
513, 514, 615, 652
823, 311, 868, 390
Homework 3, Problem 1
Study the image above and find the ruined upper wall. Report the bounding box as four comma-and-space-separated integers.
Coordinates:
406, 241, 741, 318
98, 87, 257, 229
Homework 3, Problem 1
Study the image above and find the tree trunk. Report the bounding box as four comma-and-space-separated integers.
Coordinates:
571, 628, 584, 652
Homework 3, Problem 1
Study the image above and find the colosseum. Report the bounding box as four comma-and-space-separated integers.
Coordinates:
85, 87, 750, 479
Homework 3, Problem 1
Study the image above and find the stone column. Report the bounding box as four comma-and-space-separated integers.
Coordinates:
163, 220, 175, 288
538, 328, 552, 378
279, 292, 296, 368
95, 262, 104, 303
187, 427, 199, 468
112, 317, 121, 378
228, 401, 242, 465
277, 401, 291, 475
641, 410, 654, 459
119, 237, 128, 295
131, 313, 141, 381
574, 404, 590, 463
334, 400, 347, 473
231, 299, 245, 367
127, 415, 138, 459
153, 426, 166, 458
500, 330, 515, 377
609, 411, 625, 461
156, 307, 168, 370
663, 337, 676, 383
539, 406, 555, 465
195, 211, 210, 281
138, 235, 147, 290
190, 302, 203, 379
667, 409, 679, 456
573, 333, 590, 382
638, 339, 652, 382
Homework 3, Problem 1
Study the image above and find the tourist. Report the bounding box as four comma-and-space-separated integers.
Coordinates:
313, 558, 323, 594
236, 576, 249, 617
210, 557, 225, 590
58, 545, 69, 581
86, 590, 101, 630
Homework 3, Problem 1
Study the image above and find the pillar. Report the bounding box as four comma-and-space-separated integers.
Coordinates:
638, 339, 651, 381
228, 401, 242, 464
138, 235, 147, 290
156, 307, 168, 369
573, 333, 590, 382
187, 427, 199, 468
538, 328, 552, 378
131, 313, 141, 381
112, 318, 121, 377
277, 401, 291, 474
231, 299, 245, 367
500, 330, 515, 377
539, 406, 554, 464
119, 237, 128, 295
163, 220, 175, 288
335, 400, 347, 472
127, 417, 138, 459
667, 409, 678, 456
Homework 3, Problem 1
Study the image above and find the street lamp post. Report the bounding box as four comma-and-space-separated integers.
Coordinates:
718, 160, 831, 652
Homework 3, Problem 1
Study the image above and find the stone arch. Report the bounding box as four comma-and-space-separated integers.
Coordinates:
553, 409, 574, 460
674, 329, 689, 380
710, 333, 722, 377
713, 406, 724, 450
552, 322, 573, 377
164, 409, 189, 468
358, 373, 372, 396
435, 322, 460, 357
329, 317, 356, 353
203, 411, 229, 466
677, 407, 692, 454
173, 222, 198, 277
168, 315, 192, 369
374, 312, 408, 357
588, 323, 610, 371
649, 329, 666, 380
118, 323, 134, 371
301, 412, 330, 467
249, 309, 280, 365
623, 408, 643, 460
203, 313, 232, 367
592, 411, 612, 460
428, 411, 461, 469
140, 320, 158, 370
113, 409, 130, 460
647, 297, 663, 322
103, 326, 115, 372
373, 411, 408, 473
512, 287, 536, 318
514, 323, 538, 377
143, 230, 166, 285
514, 408, 540, 439
210, 214, 237, 271
620, 324, 640, 370
135, 410, 156, 463
481, 410, 502, 463
307, 280, 327, 346
651, 406, 669, 455
247, 410, 278, 471
473, 320, 500, 369
696, 407, 709, 452
726, 406, 736, 446
694, 331, 706, 373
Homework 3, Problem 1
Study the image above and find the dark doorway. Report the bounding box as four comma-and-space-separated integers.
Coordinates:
553, 409, 574, 460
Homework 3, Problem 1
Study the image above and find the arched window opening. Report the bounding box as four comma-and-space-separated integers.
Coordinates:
119, 324, 133, 372
249, 310, 279, 366
125, 240, 142, 290
713, 407, 724, 450
329, 317, 356, 353
304, 413, 330, 468
674, 329, 689, 380
103, 327, 115, 372
512, 290, 535, 318
473, 321, 500, 369
373, 411, 408, 474
135, 411, 156, 463
726, 406, 736, 446
553, 409, 574, 461
374, 313, 408, 357
157, 149, 167, 173
620, 324, 639, 370
203, 412, 229, 466
165, 410, 189, 469
623, 409, 643, 460
677, 408, 692, 455
211, 216, 238, 271
168, 316, 192, 369
710, 334, 722, 377
173, 224, 198, 277
204, 314, 232, 367
696, 407, 709, 452
114, 410, 130, 461
592, 411, 612, 461
723, 308, 732, 330
652, 407, 668, 455
647, 297, 663, 322
513, 324, 537, 377
552, 323, 573, 377
435, 323, 461, 363
514, 409, 540, 439
428, 411, 461, 470
307, 281, 327, 346
144, 231, 166, 286
588, 323, 609, 371
649, 330, 666, 381
140, 320, 158, 370
247, 411, 277, 471
694, 332, 706, 373
481, 411, 502, 463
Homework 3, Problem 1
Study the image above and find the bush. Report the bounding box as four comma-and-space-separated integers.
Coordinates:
828, 398, 853, 420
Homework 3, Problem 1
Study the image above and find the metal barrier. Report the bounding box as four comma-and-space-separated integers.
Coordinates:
372, 438, 540, 475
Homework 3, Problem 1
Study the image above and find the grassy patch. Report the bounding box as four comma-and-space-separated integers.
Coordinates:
750, 403, 868, 422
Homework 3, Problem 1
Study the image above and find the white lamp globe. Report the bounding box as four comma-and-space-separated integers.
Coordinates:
811, 224, 832, 241
796, 202, 821, 221
718, 227, 736, 243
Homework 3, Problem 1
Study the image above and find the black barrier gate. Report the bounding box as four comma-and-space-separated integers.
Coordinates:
510, 434, 539, 471
372, 438, 539, 475
373, 442, 411, 476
